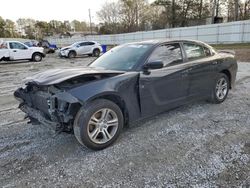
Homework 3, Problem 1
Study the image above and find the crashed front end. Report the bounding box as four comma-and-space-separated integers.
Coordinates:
14, 83, 80, 132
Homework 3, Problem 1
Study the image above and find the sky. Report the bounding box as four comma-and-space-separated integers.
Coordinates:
0, 0, 107, 23
1, 0, 156, 24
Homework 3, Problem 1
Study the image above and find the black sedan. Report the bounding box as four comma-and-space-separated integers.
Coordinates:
14, 39, 238, 150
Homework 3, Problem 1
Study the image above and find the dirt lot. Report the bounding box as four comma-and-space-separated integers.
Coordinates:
0, 54, 250, 187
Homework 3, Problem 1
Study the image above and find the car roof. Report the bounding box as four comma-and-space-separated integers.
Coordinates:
131, 39, 210, 46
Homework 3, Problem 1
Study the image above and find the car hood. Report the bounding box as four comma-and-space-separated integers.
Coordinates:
24, 67, 125, 85
61, 46, 72, 50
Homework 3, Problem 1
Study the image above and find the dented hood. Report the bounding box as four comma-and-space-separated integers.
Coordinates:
25, 67, 125, 85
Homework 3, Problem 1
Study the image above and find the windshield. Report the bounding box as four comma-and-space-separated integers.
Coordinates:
89, 44, 152, 71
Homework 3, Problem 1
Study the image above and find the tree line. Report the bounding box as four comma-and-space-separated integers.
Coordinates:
0, 18, 95, 39
0, 0, 249, 38
97, 0, 250, 34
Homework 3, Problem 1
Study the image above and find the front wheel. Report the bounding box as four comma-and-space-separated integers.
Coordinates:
73, 99, 124, 150
68, 51, 76, 58
210, 73, 229, 103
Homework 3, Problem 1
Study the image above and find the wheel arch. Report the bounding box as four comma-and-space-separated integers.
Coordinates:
220, 69, 231, 89
32, 51, 43, 57
69, 49, 76, 54
92, 48, 100, 53
87, 93, 129, 126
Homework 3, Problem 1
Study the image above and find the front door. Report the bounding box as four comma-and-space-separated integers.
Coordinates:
139, 43, 190, 117
9, 42, 30, 60
77, 42, 93, 55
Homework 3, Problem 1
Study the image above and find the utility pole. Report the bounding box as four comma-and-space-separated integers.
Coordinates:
234, 0, 239, 21
172, 0, 175, 28
216, 0, 220, 17
211, 0, 216, 24
89, 8, 93, 35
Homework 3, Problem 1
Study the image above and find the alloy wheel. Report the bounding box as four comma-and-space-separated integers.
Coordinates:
87, 108, 119, 144
215, 77, 228, 100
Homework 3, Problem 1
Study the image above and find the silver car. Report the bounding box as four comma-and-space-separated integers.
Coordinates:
59, 41, 103, 58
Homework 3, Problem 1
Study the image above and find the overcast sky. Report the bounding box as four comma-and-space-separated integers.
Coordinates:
1, 0, 155, 23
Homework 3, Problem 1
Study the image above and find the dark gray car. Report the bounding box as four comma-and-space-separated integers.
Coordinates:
14, 39, 238, 150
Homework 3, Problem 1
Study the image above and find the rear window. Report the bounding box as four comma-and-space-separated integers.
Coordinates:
183, 43, 206, 60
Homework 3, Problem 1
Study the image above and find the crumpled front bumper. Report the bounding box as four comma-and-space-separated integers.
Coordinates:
14, 87, 80, 129
59, 50, 69, 57
20, 104, 58, 129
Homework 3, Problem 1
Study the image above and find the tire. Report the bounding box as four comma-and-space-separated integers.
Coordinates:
210, 73, 230, 104
73, 99, 124, 150
32, 53, 42, 62
92, 49, 100, 57
68, 51, 76, 58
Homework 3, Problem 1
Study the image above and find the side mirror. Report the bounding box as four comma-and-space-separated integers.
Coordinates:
143, 61, 164, 70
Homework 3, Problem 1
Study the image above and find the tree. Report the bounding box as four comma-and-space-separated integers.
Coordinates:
97, 1, 122, 34
0, 17, 6, 37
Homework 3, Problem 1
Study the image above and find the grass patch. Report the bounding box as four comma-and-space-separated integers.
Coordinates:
212, 43, 250, 49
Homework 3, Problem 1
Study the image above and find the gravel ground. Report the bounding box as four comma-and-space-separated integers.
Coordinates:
0, 54, 250, 187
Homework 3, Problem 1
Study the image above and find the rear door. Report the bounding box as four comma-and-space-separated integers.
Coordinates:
77, 42, 95, 55
139, 43, 191, 117
182, 42, 217, 98
9, 42, 31, 60
84, 42, 95, 54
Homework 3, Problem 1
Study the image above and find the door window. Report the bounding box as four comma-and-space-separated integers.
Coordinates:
86, 42, 95, 45
203, 46, 212, 56
9, 42, 27, 50
148, 43, 183, 67
183, 43, 206, 60
78, 42, 87, 47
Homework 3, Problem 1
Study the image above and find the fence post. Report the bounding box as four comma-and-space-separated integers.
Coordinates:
216, 25, 220, 44
241, 22, 245, 43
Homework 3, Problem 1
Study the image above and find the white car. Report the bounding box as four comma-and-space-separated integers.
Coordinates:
0, 41, 45, 62
59, 41, 103, 58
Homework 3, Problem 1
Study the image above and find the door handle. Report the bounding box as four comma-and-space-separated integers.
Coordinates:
13, 50, 17, 52
212, 61, 218, 65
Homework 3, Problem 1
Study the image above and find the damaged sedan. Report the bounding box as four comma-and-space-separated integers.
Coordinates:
14, 39, 237, 150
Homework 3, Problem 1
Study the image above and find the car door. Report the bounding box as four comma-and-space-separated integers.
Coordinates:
84, 42, 95, 54
76, 42, 94, 55
182, 42, 217, 98
139, 43, 190, 117
9, 42, 30, 60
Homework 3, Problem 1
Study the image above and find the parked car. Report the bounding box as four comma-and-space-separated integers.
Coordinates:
24, 40, 39, 47
38, 40, 57, 54
59, 41, 102, 58
0, 41, 45, 62
14, 39, 237, 150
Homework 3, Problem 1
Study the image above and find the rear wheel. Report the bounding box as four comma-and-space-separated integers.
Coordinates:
92, 49, 100, 57
73, 99, 124, 150
210, 73, 229, 103
68, 51, 76, 58
32, 53, 42, 62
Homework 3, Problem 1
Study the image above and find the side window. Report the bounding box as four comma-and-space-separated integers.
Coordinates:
9, 42, 27, 50
203, 46, 212, 56
0, 42, 7, 49
86, 42, 95, 45
183, 43, 206, 60
148, 43, 183, 67
78, 42, 86, 47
